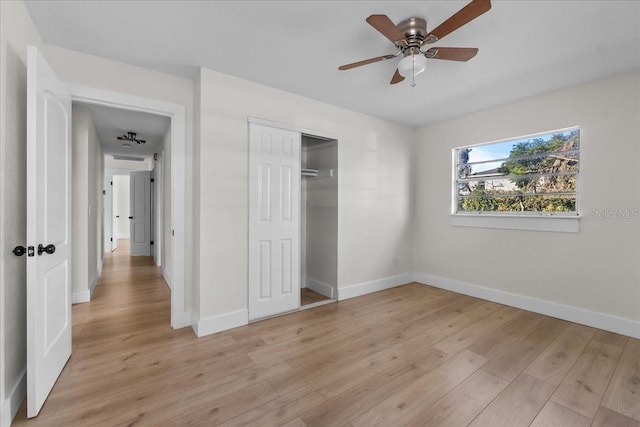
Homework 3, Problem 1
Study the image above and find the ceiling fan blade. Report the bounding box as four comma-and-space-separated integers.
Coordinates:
426, 47, 479, 61
426, 0, 491, 43
366, 14, 407, 44
338, 54, 397, 71
390, 69, 405, 85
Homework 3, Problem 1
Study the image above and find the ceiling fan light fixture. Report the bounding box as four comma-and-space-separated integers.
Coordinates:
398, 54, 427, 79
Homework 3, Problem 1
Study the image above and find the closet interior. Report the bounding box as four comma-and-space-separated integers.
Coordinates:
300, 134, 338, 307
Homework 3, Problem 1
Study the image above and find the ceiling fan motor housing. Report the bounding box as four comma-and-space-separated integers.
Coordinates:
397, 17, 432, 56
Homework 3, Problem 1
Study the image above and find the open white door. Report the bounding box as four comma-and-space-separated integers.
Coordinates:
248, 123, 301, 320
26, 46, 72, 418
129, 171, 151, 256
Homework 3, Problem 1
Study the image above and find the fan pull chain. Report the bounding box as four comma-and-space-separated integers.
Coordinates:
411, 55, 417, 87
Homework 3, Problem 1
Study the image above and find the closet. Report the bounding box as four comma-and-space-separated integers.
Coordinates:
300, 135, 338, 306
248, 123, 338, 321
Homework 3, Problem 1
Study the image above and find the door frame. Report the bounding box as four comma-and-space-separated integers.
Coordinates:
69, 84, 188, 329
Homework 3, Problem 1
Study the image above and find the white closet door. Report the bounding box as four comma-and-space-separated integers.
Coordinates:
249, 123, 301, 320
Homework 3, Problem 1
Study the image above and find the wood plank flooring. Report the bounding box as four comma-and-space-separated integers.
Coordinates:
300, 288, 330, 306
13, 243, 640, 426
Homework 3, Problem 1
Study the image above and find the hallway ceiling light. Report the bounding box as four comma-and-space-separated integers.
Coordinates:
116, 131, 146, 144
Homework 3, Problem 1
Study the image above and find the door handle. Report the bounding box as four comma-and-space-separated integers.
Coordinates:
37, 244, 56, 256
116, 215, 120, 218
129, 216, 133, 219
13, 246, 26, 256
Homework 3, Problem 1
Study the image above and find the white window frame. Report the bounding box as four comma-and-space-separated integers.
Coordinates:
451, 126, 581, 233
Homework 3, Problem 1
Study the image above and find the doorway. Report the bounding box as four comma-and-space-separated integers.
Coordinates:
300, 135, 338, 308
69, 85, 188, 329
112, 174, 130, 251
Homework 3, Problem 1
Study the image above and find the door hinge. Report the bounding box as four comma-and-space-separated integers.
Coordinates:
110, 237, 113, 242
103, 190, 106, 195
150, 241, 154, 245
151, 178, 155, 183
110, 181, 113, 185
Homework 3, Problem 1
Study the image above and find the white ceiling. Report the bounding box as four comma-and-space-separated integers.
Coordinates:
78, 102, 170, 158
26, 1, 640, 128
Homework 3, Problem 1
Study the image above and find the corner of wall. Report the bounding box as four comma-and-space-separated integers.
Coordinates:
192, 67, 201, 328
0, 367, 25, 427
337, 273, 415, 301
193, 309, 248, 338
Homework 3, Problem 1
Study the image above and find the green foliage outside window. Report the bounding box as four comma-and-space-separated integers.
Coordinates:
457, 130, 579, 213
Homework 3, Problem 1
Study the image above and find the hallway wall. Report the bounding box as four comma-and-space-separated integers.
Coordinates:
71, 105, 105, 303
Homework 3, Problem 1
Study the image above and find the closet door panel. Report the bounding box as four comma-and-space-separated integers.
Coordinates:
249, 123, 301, 320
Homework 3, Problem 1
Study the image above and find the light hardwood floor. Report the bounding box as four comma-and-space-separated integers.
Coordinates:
300, 288, 330, 306
13, 243, 640, 426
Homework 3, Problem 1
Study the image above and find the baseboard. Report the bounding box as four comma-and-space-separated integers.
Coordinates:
162, 269, 172, 290
305, 277, 335, 299
192, 309, 248, 337
415, 272, 640, 339
1, 368, 26, 427
72, 289, 90, 304
337, 273, 414, 301
89, 259, 102, 298
72, 259, 103, 305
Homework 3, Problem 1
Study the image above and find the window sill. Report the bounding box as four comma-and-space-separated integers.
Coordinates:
450, 213, 580, 233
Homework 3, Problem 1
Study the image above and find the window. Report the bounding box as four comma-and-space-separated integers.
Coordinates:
454, 127, 580, 216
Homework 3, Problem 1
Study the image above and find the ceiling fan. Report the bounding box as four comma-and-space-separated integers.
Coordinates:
115, 131, 146, 144
338, 0, 491, 86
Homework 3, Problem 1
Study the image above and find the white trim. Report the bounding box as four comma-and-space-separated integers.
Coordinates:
67, 84, 188, 329
299, 299, 335, 310
162, 268, 172, 291
192, 310, 248, 337
337, 273, 414, 301
414, 272, 640, 339
72, 290, 90, 304
247, 117, 338, 141
456, 125, 580, 150
88, 258, 102, 298
1, 368, 26, 427
451, 214, 580, 233
305, 277, 335, 299
72, 259, 102, 304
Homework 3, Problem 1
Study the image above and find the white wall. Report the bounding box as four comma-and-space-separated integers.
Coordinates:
105, 157, 152, 171
71, 105, 105, 303
161, 130, 173, 287
0, 1, 42, 424
114, 175, 130, 239
195, 68, 415, 333
414, 70, 640, 337
153, 154, 163, 267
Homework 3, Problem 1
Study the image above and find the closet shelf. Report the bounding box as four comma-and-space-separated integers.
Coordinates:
302, 168, 333, 179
